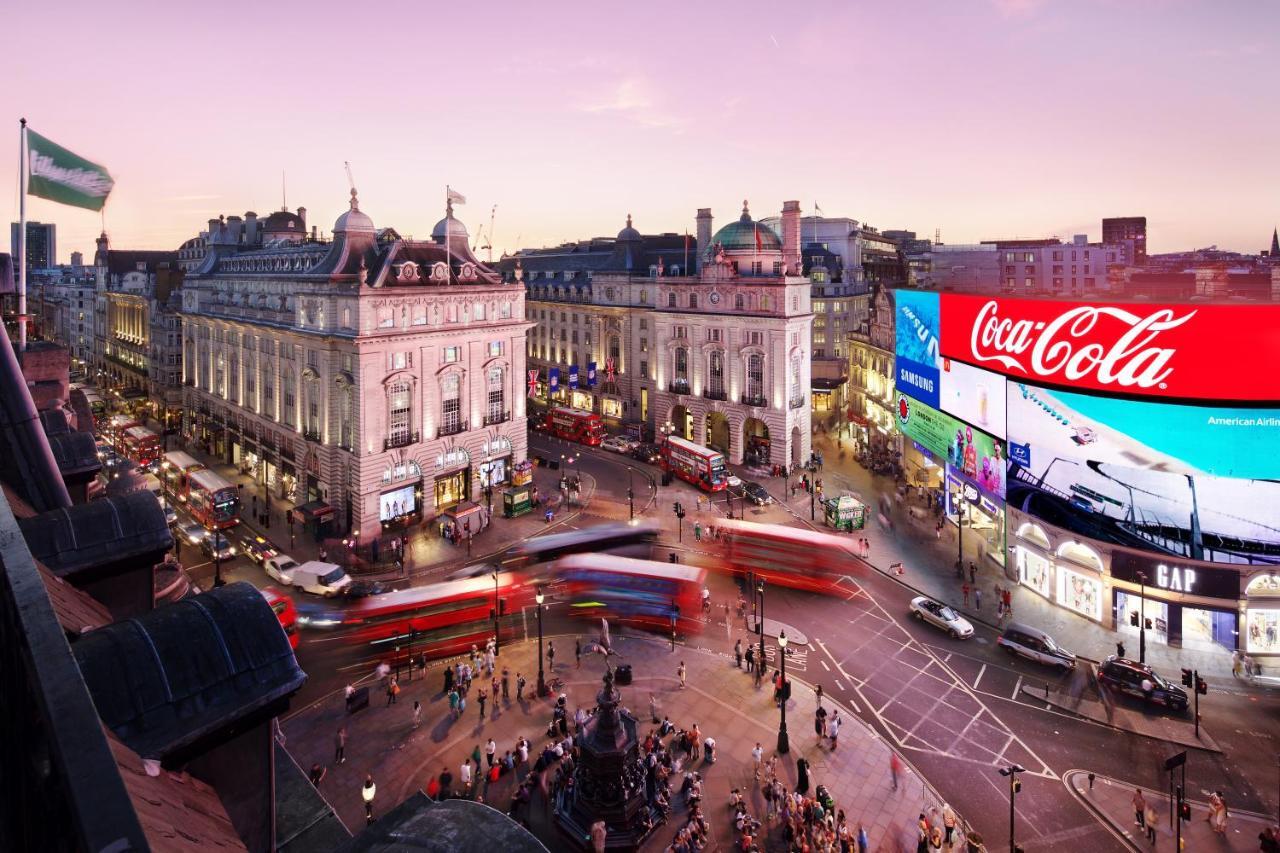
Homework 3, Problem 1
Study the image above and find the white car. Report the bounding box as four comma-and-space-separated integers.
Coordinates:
725, 474, 743, 490
600, 436, 632, 454
264, 554, 300, 584
909, 596, 974, 639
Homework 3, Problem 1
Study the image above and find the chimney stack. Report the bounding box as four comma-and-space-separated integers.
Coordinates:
696, 208, 713, 263
781, 200, 802, 276
297, 206, 307, 227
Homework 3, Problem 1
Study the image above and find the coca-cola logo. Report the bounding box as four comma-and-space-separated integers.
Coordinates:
967, 300, 1196, 389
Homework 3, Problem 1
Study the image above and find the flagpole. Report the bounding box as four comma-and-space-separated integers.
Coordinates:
445, 185, 452, 284
18, 118, 27, 351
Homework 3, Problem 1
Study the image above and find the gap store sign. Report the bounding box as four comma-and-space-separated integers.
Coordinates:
896, 390, 1006, 499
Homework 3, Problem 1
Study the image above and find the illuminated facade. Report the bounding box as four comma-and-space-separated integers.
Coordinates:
181, 192, 531, 541
846, 284, 897, 452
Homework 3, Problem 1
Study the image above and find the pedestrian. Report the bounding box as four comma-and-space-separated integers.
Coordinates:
309, 763, 327, 788
590, 819, 607, 853
942, 804, 957, 848
816, 683, 823, 706
857, 822, 870, 853
1145, 803, 1158, 843
969, 563, 976, 584
1003, 587, 1012, 618
815, 704, 828, 737
796, 756, 810, 795
426, 774, 441, 801
477, 688, 487, 720
516, 672, 526, 700
575, 638, 581, 669
649, 693, 660, 723
890, 752, 902, 791
386, 676, 399, 707
745, 645, 755, 674
677, 661, 686, 689
962, 583, 970, 607
502, 668, 510, 701
694, 521, 702, 542
448, 688, 460, 719
444, 663, 454, 694
1141, 676, 1154, 708
412, 700, 422, 729
975, 588, 982, 611
1132, 788, 1147, 828
547, 641, 555, 671
486, 738, 497, 767
1209, 790, 1228, 834
334, 725, 347, 764
362, 774, 377, 824
752, 742, 763, 779
829, 710, 841, 749
995, 585, 1004, 618
461, 758, 473, 797
734, 639, 743, 669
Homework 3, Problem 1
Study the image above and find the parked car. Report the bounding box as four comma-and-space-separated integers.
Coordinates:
630, 443, 661, 464
283, 561, 352, 598
240, 535, 280, 565
601, 436, 632, 454
908, 595, 974, 639
264, 554, 301, 584
341, 579, 389, 599
726, 474, 743, 490
200, 535, 237, 562
1098, 656, 1188, 712
162, 502, 178, 526
740, 481, 772, 506
178, 521, 207, 546
997, 622, 1076, 671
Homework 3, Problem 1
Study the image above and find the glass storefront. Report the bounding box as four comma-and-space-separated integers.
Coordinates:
1246, 609, 1280, 654
570, 390, 592, 410
1058, 564, 1103, 621
601, 397, 623, 419
479, 457, 510, 488
1017, 547, 1051, 599
1182, 607, 1238, 653
1115, 591, 1168, 645
434, 469, 468, 509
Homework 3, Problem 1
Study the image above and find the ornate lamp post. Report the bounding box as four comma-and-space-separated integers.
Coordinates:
492, 567, 501, 657
536, 588, 547, 697
777, 630, 790, 754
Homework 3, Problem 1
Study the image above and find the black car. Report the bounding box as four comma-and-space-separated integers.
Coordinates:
1097, 656, 1188, 712
341, 580, 388, 599
740, 481, 772, 506
630, 443, 661, 464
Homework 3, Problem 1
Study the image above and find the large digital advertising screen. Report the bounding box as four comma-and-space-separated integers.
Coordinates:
896, 390, 1005, 499
938, 358, 1007, 439
935, 293, 1280, 403
894, 290, 941, 408
379, 484, 417, 521
1005, 379, 1280, 566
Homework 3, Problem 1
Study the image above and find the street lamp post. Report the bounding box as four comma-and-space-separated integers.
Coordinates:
810, 480, 815, 521
535, 588, 547, 697
212, 529, 226, 588
757, 579, 766, 685
492, 568, 501, 657
1138, 570, 1147, 663
777, 630, 790, 754
999, 763, 1026, 853
627, 466, 634, 521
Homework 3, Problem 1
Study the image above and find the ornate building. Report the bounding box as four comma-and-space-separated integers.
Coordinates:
181, 192, 531, 541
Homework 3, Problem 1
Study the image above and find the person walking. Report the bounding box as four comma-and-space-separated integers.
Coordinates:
502, 667, 510, 701
460, 758, 473, 797
1145, 803, 1158, 843
969, 563, 977, 584
386, 676, 399, 706
744, 645, 755, 675
649, 693, 660, 723
575, 638, 582, 669
547, 641, 555, 671
796, 756, 810, 795
752, 742, 764, 780
890, 752, 902, 791
974, 588, 982, 611
734, 639, 743, 669
362, 775, 377, 825
677, 661, 687, 689
412, 700, 422, 729
1132, 788, 1147, 828
815, 705, 828, 740
309, 763, 327, 788
828, 710, 841, 749
486, 738, 497, 767
334, 725, 347, 764
477, 687, 488, 720
962, 583, 970, 607
516, 672, 526, 701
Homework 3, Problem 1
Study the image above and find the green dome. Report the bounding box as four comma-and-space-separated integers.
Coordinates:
710, 200, 781, 252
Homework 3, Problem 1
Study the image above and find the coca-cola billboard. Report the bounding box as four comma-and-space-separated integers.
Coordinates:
938, 294, 1280, 402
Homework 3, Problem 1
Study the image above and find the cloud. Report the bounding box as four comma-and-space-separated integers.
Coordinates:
165, 194, 222, 201
990, 0, 1045, 16
579, 76, 684, 130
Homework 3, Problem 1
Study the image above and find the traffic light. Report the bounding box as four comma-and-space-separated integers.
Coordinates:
1181, 668, 1193, 688
1130, 611, 1139, 627
1195, 676, 1207, 695
1012, 779, 1022, 794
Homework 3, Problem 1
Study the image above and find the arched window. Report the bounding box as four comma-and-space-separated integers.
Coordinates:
387, 380, 412, 446
441, 373, 462, 435
789, 354, 803, 408
746, 353, 764, 401
674, 347, 689, 381
339, 386, 354, 450
486, 366, 505, 424
708, 350, 725, 397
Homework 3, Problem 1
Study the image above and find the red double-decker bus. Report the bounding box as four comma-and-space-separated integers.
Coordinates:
187, 468, 241, 530
121, 425, 162, 469
159, 450, 205, 500
260, 587, 299, 651
660, 436, 727, 492
716, 518, 858, 593
105, 414, 141, 452
329, 572, 534, 666
554, 553, 705, 634
545, 406, 605, 446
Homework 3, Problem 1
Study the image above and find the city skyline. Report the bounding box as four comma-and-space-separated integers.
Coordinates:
4, 0, 1278, 261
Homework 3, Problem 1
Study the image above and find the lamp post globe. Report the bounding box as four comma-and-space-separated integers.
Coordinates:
776, 630, 790, 754
535, 588, 547, 697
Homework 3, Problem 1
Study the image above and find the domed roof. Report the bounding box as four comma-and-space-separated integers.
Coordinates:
333, 189, 375, 234
432, 212, 470, 241
264, 209, 305, 233
616, 213, 642, 242
711, 200, 781, 252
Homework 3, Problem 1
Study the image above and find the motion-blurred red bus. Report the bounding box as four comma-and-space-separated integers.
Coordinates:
716, 518, 857, 593
187, 468, 241, 530
553, 553, 705, 634
159, 450, 206, 500
545, 406, 605, 446
260, 587, 299, 651
327, 572, 534, 666
661, 436, 727, 492
121, 425, 162, 469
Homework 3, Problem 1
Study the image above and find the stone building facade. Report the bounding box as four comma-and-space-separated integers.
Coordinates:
180, 192, 530, 541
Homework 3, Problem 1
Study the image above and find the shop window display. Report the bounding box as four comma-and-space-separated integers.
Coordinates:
1246, 610, 1279, 654
1017, 547, 1051, 598
1057, 565, 1101, 621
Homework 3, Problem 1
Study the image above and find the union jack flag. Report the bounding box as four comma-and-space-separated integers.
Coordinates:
527, 369, 539, 397
605, 357, 616, 382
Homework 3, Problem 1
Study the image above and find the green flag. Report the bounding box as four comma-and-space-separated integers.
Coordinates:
26, 128, 114, 211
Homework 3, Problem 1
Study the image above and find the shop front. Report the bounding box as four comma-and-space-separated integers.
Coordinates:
1013, 522, 1052, 600
570, 390, 593, 411
434, 446, 472, 512
1109, 550, 1242, 653
1009, 515, 1105, 622
1245, 574, 1280, 661
600, 395, 623, 420
944, 464, 1005, 568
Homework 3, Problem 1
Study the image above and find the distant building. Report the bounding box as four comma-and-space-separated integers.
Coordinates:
11, 220, 56, 269
1102, 216, 1147, 265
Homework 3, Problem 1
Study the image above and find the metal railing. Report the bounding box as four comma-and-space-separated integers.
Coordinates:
438, 422, 467, 438
741, 393, 767, 407
484, 412, 510, 426
703, 389, 727, 401
302, 428, 323, 442
383, 430, 420, 450
668, 380, 690, 395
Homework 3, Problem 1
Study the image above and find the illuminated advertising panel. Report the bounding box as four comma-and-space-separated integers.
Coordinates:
1006, 380, 1280, 566
938, 358, 1007, 439
895, 391, 1005, 499
380, 484, 416, 521
894, 290, 941, 408
937, 293, 1280, 402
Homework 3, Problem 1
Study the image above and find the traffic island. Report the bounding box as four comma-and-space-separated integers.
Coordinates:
280, 632, 968, 852
1022, 683, 1222, 753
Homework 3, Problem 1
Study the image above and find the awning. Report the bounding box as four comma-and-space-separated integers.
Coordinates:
847, 413, 870, 427
811, 377, 847, 390
293, 500, 334, 521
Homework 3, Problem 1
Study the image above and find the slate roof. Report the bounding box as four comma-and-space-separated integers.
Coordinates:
337, 794, 547, 853
105, 250, 179, 277
72, 581, 307, 761
18, 489, 172, 582
500, 231, 697, 289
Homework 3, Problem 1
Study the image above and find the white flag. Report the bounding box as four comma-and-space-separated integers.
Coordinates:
447, 188, 466, 205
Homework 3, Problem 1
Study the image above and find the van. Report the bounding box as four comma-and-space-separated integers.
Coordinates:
279, 560, 351, 598
997, 622, 1077, 671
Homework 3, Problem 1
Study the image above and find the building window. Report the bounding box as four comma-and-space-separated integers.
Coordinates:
474, 302, 486, 321
609, 336, 621, 364
487, 366, 504, 424
441, 373, 461, 434
746, 353, 764, 400
443, 346, 460, 363
674, 325, 687, 339
640, 360, 648, 378
708, 328, 721, 342
282, 373, 296, 426
674, 347, 689, 381
735, 293, 745, 311
668, 293, 677, 307
708, 350, 724, 396
387, 380, 411, 445
789, 355, 803, 408
689, 293, 698, 309
488, 341, 503, 357
340, 388, 353, 449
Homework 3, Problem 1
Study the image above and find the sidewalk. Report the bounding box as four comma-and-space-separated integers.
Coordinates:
1065, 770, 1277, 852
170, 434, 597, 585
1025, 683, 1222, 753
280, 632, 978, 852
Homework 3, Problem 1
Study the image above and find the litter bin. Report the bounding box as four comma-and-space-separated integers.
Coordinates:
615, 664, 633, 685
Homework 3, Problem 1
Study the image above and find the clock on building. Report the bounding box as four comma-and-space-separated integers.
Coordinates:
709, 291, 720, 305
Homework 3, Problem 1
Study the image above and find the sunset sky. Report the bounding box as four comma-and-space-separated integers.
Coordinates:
3, 0, 1277, 262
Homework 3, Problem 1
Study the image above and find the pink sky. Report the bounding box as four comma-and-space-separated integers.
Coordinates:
3, 0, 1277, 262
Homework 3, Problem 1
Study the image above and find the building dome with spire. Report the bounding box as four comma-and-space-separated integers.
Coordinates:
616, 213, 642, 242
710, 200, 782, 253
333, 188, 376, 234
432, 203, 470, 242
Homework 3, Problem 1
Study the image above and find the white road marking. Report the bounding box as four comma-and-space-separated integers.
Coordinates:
820, 660, 831, 672
1011, 676, 1023, 700
973, 664, 986, 689
835, 679, 846, 691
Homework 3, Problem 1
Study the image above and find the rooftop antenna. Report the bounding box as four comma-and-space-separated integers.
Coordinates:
281, 171, 287, 211
934, 226, 941, 245
487, 204, 497, 263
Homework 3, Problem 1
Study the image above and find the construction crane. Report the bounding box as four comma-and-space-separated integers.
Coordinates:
483, 204, 497, 262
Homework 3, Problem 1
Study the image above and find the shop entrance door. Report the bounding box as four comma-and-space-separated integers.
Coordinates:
435, 471, 467, 509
